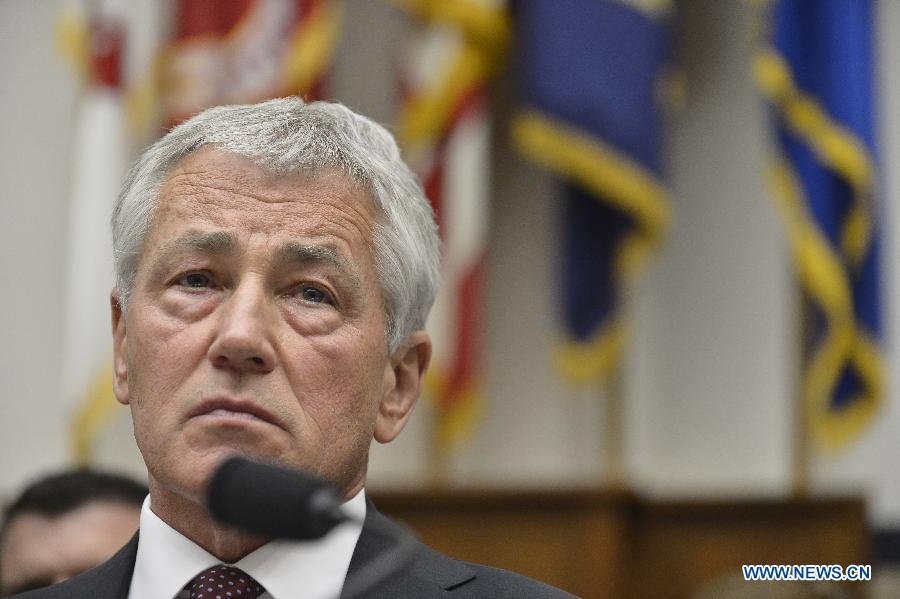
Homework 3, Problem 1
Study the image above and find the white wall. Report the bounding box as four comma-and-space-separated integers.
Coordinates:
2, 0, 900, 527
0, 0, 78, 490
627, 0, 793, 497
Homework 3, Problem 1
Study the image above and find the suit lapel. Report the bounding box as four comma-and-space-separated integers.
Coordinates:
344, 500, 475, 598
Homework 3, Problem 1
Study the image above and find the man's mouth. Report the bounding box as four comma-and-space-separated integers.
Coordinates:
205, 408, 266, 422
188, 397, 281, 428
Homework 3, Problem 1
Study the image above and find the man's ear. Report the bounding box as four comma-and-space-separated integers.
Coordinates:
111, 289, 130, 406
374, 331, 432, 444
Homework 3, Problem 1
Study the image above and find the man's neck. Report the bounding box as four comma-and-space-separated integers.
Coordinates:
146, 470, 366, 563
147, 479, 269, 563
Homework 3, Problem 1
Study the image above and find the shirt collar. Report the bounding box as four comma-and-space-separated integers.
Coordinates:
128, 489, 366, 599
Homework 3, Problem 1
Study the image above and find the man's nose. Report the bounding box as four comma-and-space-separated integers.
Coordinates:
208, 281, 276, 374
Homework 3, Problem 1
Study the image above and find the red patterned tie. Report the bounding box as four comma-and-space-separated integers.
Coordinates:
186, 565, 266, 599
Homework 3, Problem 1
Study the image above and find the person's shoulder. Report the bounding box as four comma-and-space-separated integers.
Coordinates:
452, 559, 579, 598
406, 540, 577, 598
361, 502, 577, 598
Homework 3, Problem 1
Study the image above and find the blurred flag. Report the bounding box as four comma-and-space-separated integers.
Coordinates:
395, 0, 509, 451
511, 0, 673, 384
755, 0, 883, 448
59, 0, 168, 463
162, 0, 343, 126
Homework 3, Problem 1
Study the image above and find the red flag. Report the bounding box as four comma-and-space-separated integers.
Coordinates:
396, 0, 509, 452
162, 0, 342, 126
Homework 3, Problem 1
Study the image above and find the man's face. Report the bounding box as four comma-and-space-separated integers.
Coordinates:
0, 502, 140, 594
112, 147, 423, 504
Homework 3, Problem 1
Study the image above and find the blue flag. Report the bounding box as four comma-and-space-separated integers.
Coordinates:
756, 0, 883, 448
512, 0, 672, 383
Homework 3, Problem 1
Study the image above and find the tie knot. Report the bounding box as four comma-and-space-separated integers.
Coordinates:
186, 565, 265, 599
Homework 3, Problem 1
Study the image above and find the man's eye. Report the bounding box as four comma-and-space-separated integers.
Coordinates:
299, 285, 329, 304
178, 272, 211, 288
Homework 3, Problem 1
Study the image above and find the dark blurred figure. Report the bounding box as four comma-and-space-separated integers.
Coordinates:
0, 469, 146, 595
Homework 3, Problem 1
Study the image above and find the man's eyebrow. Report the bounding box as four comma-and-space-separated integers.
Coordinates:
275, 242, 362, 291
156, 231, 238, 257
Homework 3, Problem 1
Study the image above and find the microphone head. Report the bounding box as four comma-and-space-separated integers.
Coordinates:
207, 456, 348, 540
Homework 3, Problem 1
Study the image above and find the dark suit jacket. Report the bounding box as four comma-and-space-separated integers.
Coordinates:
12, 502, 576, 598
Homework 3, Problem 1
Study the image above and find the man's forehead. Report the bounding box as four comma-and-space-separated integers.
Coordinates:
162, 146, 368, 204
152, 148, 381, 242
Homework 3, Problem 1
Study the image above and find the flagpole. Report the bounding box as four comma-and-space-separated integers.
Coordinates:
791, 291, 811, 497
429, 406, 449, 490
603, 362, 627, 489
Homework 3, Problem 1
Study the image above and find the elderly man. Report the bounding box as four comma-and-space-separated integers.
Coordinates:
15, 98, 572, 598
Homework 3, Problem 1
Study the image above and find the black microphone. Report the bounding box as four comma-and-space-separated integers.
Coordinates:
207, 456, 349, 540
206, 455, 418, 597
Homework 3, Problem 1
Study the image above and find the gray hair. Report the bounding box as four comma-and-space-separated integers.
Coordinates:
111, 97, 441, 353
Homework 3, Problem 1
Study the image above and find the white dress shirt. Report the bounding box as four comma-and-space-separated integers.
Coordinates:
127, 490, 366, 599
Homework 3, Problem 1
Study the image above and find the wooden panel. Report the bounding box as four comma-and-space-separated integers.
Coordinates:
371, 491, 869, 599
628, 498, 869, 599
372, 490, 635, 598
